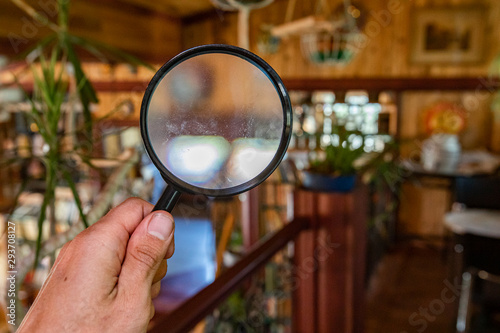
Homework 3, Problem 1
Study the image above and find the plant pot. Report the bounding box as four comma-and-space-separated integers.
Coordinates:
301, 171, 356, 192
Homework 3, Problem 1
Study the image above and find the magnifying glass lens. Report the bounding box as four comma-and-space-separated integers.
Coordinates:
141, 45, 291, 211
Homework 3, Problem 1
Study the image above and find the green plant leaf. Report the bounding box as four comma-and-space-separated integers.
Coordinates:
62, 168, 89, 228
66, 35, 109, 64
9, 0, 60, 32
15, 34, 57, 61
34, 182, 50, 268
64, 40, 97, 137
57, 0, 69, 31
308, 126, 368, 175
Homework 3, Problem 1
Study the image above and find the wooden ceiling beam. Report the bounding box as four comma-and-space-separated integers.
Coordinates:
117, 0, 214, 18
83, 0, 183, 21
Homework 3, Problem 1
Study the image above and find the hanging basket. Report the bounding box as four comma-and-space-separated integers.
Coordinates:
300, 28, 361, 66
211, 0, 272, 11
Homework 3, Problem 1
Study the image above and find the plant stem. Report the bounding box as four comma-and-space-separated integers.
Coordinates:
9, 0, 60, 32
16, 151, 139, 305
48, 180, 57, 267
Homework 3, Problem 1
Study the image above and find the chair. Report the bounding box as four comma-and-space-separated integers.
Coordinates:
454, 174, 500, 210
444, 173, 500, 333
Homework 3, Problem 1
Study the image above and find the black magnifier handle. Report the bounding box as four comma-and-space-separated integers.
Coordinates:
153, 185, 182, 212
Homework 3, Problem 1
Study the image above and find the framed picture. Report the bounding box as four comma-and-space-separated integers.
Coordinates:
410, 6, 487, 64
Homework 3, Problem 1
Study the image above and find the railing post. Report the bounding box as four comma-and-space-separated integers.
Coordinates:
292, 186, 368, 333
293, 189, 318, 333
240, 187, 260, 249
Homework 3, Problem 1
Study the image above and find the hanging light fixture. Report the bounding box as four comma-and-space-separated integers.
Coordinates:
271, 0, 365, 66
300, 0, 364, 66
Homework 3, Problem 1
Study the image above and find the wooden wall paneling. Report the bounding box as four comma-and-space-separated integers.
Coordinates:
399, 90, 494, 157
0, 0, 53, 54
117, 0, 214, 18
182, 18, 216, 47
182, 10, 239, 49
398, 180, 452, 237
460, 91, 495, 149
69, 1, 182, 62
0, 0, 183, 62
181, 0, 500, 80
390, 0, 409, 77
3, 0, 499, 72
148, 15, 183, 61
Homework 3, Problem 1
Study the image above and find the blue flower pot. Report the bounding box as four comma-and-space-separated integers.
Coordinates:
301, 171, 356, 193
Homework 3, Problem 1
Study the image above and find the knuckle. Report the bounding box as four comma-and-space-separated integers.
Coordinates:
157, 260, 167, 274
60, 241, 71, 252
129, 242, 161, 270
70, 232, 89, 249
122, 197, 145, 208
107, 197, 143, 216
54, 241, 72, 263
151, 282, 162, 298
149, 303, 156, 320
166, 241, 175, 259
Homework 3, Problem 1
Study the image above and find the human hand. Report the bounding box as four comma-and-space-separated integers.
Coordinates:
18, 198, 175, 333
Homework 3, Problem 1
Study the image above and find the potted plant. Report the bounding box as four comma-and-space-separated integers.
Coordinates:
2, 0, 151, 326
301, 126, 366, 192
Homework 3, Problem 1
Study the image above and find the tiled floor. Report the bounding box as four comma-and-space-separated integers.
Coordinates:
365, 241, 457, 333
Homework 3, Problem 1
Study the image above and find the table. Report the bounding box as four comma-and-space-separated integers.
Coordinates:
401, 150, 500, 178
398, 150, 500, 238
445, 210, 500, 239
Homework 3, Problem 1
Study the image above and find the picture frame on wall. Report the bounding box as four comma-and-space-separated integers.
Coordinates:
410, 6, 487, 64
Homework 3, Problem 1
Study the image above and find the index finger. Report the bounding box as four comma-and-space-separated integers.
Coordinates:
94, 197, 154, 235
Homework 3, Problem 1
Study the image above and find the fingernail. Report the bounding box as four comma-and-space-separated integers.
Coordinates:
148, 213, 174, 241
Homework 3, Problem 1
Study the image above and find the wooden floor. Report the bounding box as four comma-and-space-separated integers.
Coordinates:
365, 241, 458, 333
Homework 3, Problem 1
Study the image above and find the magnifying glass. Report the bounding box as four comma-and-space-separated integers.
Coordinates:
140, 44, 292, 212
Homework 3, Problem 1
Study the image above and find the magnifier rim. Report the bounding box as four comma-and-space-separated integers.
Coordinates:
140, 44, 292, 197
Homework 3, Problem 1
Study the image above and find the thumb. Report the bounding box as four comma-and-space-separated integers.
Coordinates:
119, 211, 175, 294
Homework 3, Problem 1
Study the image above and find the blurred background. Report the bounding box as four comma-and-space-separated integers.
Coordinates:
0, 0, 500, 332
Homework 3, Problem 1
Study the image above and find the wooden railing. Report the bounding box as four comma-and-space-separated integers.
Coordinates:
149, 216, 310, 333
150, 187, 368, 333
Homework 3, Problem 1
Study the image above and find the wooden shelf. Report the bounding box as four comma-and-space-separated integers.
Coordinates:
11, 80, 149, 93
282, 77, 500, 92
9, 77, 500, 94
